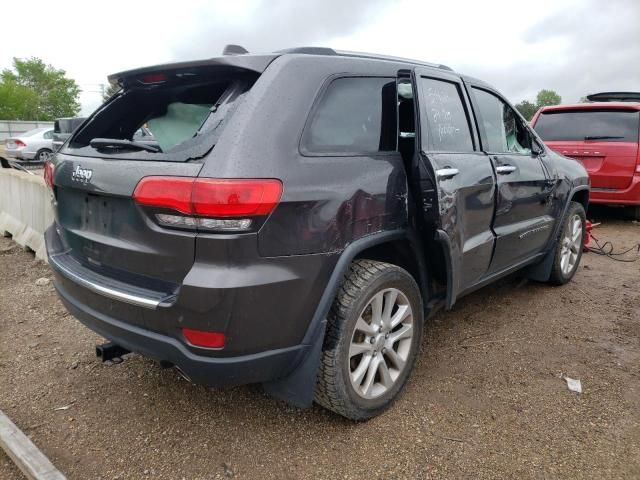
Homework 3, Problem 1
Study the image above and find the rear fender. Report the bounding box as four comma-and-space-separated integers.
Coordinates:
527, 185, 589, 282
262, 229, 412, 408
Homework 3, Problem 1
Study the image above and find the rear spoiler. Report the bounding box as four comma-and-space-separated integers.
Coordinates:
586, 92, 640, 102
107, 54, 278, 87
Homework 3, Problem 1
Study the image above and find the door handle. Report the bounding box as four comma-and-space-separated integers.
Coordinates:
496, 165, 517, 175
436, 168, 459, 180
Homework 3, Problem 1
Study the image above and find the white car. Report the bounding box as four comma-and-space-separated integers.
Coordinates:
4, 127, 54, 162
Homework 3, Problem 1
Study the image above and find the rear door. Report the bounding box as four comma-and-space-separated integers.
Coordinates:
411, 68, 496, 299
533, 108, 640, 190
468, 84, 555, 273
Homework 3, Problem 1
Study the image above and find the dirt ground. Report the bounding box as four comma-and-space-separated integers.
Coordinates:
0, 209, 638, 480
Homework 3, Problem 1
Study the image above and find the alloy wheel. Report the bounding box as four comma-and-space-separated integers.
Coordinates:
560, 214, 583, 276
348, 288, 414, 399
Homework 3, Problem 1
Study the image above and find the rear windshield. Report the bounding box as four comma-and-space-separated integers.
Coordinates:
534, 109, 640, 142
66, 71, 256, 161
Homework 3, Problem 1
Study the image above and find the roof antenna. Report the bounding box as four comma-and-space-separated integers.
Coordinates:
222, 44, 249, 56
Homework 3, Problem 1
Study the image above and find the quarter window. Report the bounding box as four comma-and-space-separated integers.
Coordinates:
418, 77, 474, 152
303, 77, 397, 154
472, 88, 532, 154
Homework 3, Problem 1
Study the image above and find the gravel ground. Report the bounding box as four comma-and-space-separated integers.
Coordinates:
1, 450, 22, 479
0, 209, 639, 479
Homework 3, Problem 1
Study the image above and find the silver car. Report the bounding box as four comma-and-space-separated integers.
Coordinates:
4, 127, 54, 162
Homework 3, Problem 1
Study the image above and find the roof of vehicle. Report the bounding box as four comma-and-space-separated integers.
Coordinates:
108, 46, 455, 85
537, 102, 640, 113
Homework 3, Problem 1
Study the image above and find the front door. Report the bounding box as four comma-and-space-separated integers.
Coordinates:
467, 85, 555, 273
411, 68, 496, 301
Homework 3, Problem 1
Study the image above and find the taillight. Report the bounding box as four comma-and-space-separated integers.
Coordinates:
133, 177, 283, 232
14, 139, 26, 147
132, 177, 194, 214
192, 179, 283, 217
182, 328, 225, 349
43, 160, 54, 189
140, 73, 167, 84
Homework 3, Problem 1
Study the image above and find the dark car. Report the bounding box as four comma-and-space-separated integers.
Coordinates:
52, 117, 87, 152
44, 46, 589, 420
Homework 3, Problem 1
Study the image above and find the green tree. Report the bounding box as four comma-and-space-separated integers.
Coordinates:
515, 100, 538, 121
0, 57, 80, 120
514, 89, 563, 121
536, 89, 562, 107
0, 80, 39, 119
102, 83, 121, 102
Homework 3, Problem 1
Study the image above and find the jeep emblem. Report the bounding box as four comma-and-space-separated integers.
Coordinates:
71, 165, 93, 184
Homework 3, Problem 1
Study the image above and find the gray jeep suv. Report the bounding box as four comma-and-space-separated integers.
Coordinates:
45, 46, 589, 419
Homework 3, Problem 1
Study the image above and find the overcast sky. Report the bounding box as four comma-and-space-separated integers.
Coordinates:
1, 0, 638, 115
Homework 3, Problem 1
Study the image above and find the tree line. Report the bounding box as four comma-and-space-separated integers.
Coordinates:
515, 89, 562, 120
0, 57, 80, 120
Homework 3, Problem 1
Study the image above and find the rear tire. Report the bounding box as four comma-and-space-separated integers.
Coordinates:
548, 201, 586, 285
314, 259, 424, 420
35, 149, 52, 162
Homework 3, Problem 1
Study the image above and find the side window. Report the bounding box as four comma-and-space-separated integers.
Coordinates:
472, 88, 532, 154
303, 77, 397, 154
43, 130, 53, 139
418, 77, 474, 152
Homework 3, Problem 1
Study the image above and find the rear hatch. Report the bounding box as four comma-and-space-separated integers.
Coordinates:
50, 59, 269, 292
533, 108, 640, 189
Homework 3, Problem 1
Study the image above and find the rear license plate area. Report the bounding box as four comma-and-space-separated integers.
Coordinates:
83, 193, 115, 232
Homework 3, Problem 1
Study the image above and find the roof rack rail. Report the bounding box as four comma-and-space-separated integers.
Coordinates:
222, 44, 249, 56
276, 47, 338, 55
274, 47, 452, 71
335, 50, 452, 71
586, 92, 640, 102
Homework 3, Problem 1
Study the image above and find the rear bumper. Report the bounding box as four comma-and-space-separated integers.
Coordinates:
55, 279, 307, 385
590, 175, 640, 206
4, 148, 34, 160
45, 224, 338, 386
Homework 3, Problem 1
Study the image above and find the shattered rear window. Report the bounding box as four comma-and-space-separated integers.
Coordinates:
66, 71, 256, 162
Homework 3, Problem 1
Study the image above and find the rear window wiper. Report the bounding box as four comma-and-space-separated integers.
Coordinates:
90, 138, 161, 153
584, 135, 624, 140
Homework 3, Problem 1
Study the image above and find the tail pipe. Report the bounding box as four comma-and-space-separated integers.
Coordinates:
96, 342, 130, 362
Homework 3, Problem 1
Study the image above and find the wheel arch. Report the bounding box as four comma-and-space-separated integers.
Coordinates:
263, 229, 431, 408
352, 235, 431, 305
570, 187, 589, 213
527, 185, 589, 282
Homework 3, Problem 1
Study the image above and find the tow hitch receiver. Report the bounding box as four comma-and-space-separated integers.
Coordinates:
96, 342, 130, 362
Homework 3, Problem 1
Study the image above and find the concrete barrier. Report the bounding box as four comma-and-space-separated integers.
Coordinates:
0, 168, 53, 261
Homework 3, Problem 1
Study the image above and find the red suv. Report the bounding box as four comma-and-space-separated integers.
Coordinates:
531, 96, 640, 219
